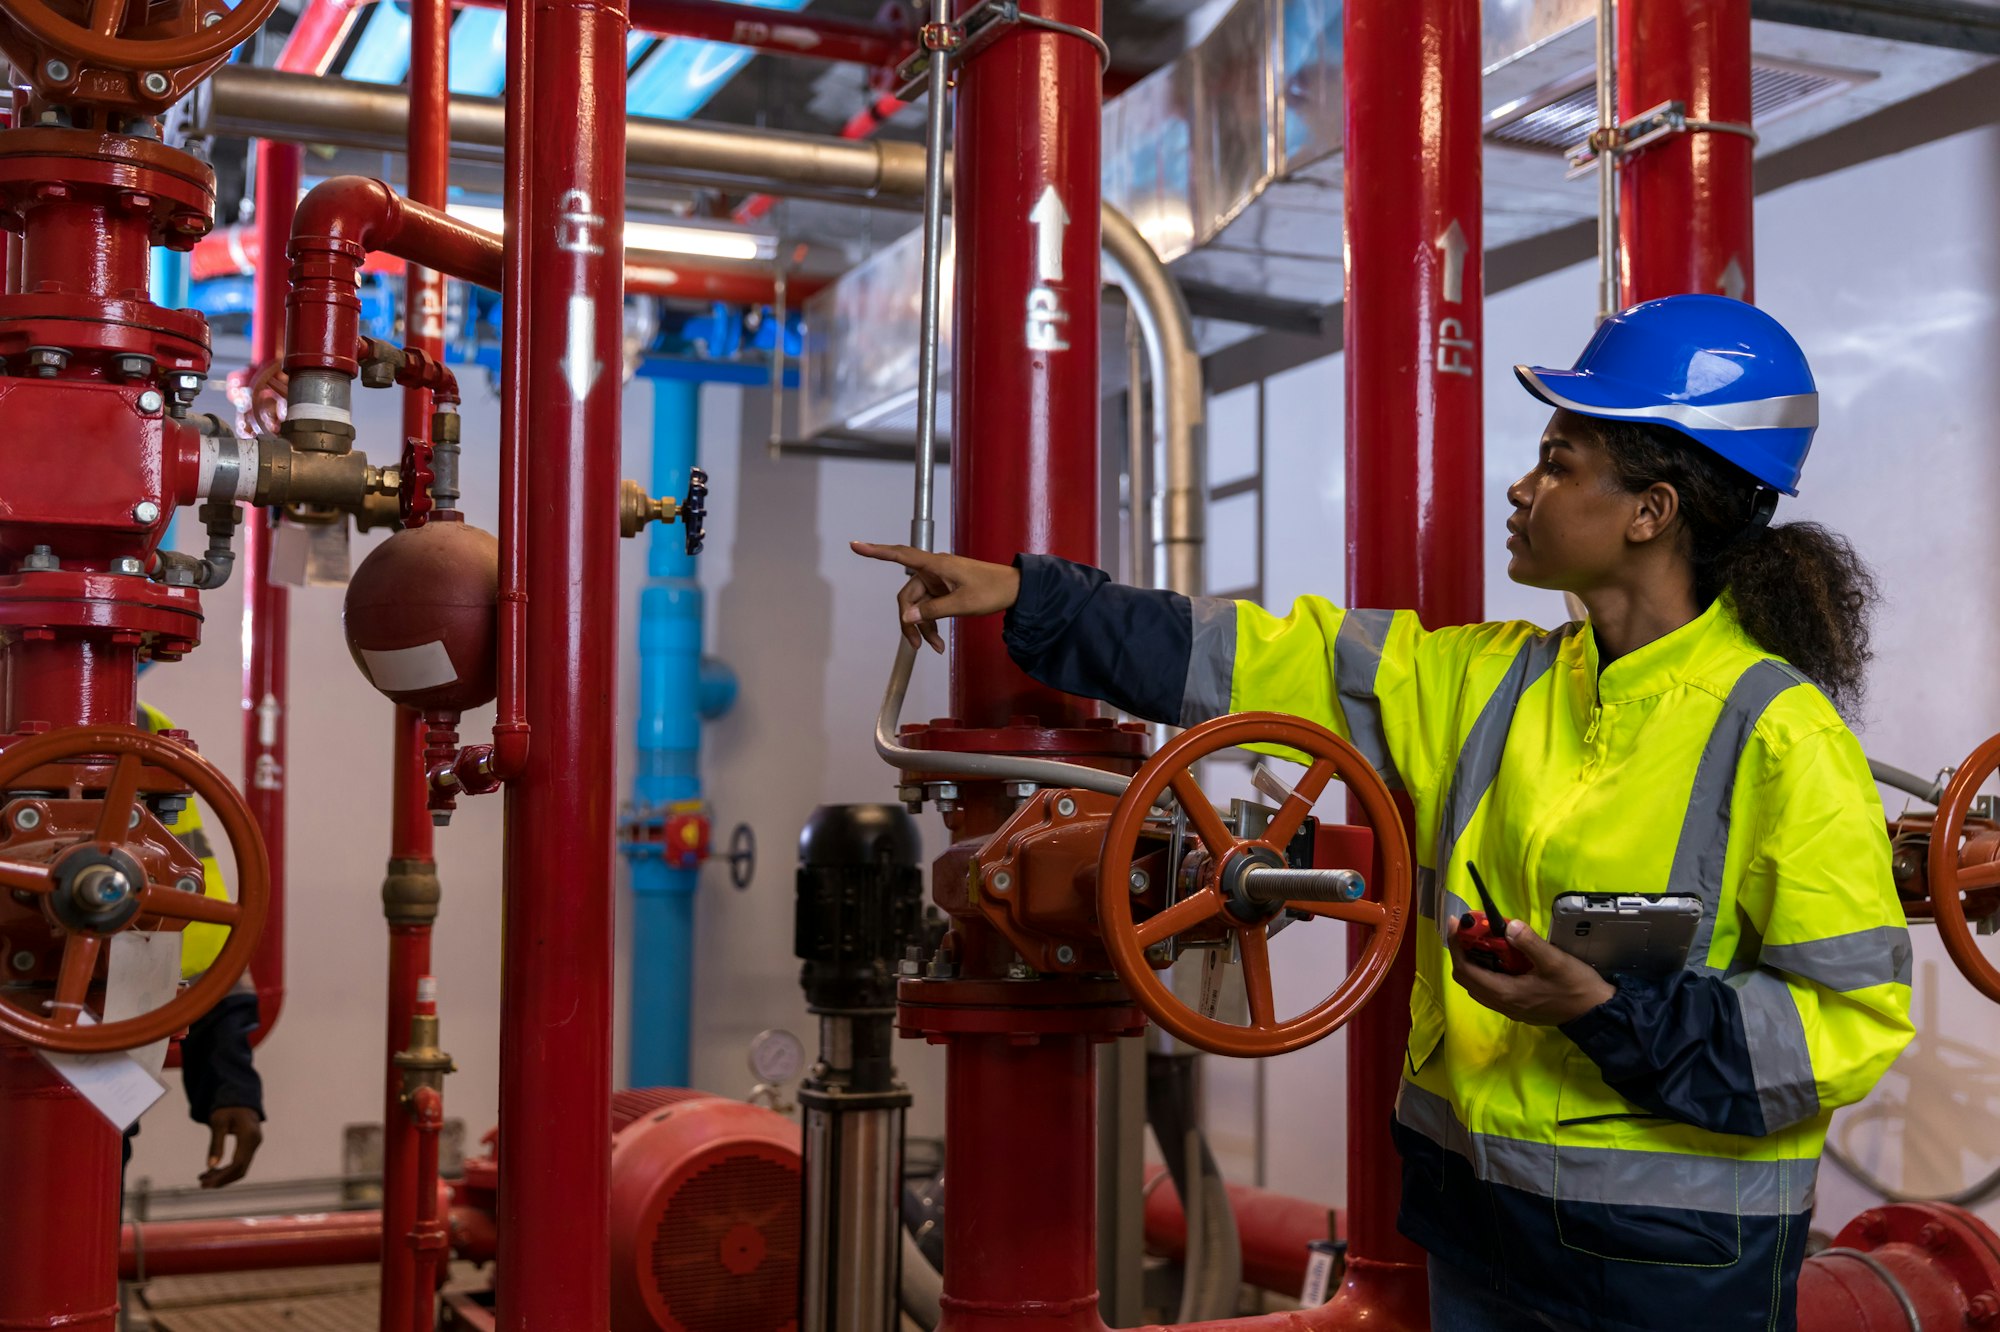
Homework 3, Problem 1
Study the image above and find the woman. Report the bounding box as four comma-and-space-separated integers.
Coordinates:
855, 295, 1913, 1332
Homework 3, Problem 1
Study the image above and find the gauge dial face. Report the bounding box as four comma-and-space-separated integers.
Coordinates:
748, 1028, 806, 1084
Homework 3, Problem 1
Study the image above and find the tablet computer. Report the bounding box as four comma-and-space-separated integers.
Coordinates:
1548, 893, 1703, 983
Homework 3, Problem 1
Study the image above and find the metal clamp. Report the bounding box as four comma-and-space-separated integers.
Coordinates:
893, 0, 1108, 100
1565, 99, 1760, 180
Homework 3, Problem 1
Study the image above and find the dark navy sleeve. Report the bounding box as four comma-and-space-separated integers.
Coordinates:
181, 991, 265, 1124
1002, 554, 1192, 725
1560, 972, 1767, 1136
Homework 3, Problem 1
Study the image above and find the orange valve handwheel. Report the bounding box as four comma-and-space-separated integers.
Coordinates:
0, 726, 268, 1054
1, 0, 281, 77
1929, 731, 2000, 1004
1097, 712, 1411, 1057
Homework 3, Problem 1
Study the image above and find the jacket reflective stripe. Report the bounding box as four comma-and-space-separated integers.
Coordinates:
1333, 609, 1403, 790
1426, 628, 1571, 936
1671, 659, 1810, 969
1764, 926, 1913, 992
1396, 1079, 1817, 1217
1732, 970, 1820, 1130
1182, 596, 1238, 726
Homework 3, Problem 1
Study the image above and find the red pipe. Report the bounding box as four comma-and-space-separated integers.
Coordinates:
493, 0, 627, 1324
0, 1048, 120, 1331
285, 178, 503, 379
242, 133, 301, 1048
1335, 0, 1485, 1324
380, 1, 448, 1314
948, 0, 1102, 733
116, 1201, 496, 1279
275, 0, 365, 75
1141, 1167, 1341, 1297
461, 0, 911, 66
408, 1085, 449, 1332
489, 0, 535, 785
1617, 0, 1754, 304
623, 257, 825, 305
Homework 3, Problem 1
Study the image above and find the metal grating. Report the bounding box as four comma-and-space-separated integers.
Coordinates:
136, 1264, 376, 1310
1486, 57, 1865, 155
148, 1291, 380, 1332
611, 1085, 715, 1134
651, 1153, 800, 1332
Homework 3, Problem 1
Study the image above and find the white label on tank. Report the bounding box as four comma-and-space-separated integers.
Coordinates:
360, 641, 458, 693
39, 1015, 168, 1131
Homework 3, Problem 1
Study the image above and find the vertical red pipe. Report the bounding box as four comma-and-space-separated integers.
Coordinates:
1617, 0, 1754, 304
380, 2, 448, 1322
1338, 0, 1483, 1323
0, 1049, 120, 1331
947, 0, 1102, 731
242, 137, 300, 1043
495, 0, 627, 1324
407, 1084, 447, 1331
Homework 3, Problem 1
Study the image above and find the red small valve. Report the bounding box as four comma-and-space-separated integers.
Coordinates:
661, 808, 712, 870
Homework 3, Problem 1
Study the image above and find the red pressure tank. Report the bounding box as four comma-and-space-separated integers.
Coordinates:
342, 521, 500, 712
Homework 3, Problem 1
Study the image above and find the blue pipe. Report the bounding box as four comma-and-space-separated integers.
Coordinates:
625, 376, 733, 1088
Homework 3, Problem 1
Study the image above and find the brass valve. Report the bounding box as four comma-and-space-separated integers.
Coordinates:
620, 479, 681, 539
392, 979, 456, 1102
619, 468, 709, 554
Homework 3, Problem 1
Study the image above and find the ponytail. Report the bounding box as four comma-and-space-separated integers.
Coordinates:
1595, 420, 1879, 717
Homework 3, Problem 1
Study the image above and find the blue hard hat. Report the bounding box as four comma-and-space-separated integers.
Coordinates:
1514, 294, 1818, 496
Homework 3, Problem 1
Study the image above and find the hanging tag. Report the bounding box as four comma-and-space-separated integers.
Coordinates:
39, 1015, 168, 1132
1300, 1239, 1341, 1305
1198, 949, 1226, 1019
269, 521, 353, 587
105, 932, 181, 1081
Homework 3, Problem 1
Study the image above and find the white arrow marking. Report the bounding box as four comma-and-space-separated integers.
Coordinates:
1437, 218, 1469, 304
1029, 185, 1070, 285
563, 294, 602, 401
1718, 256, 1747, 301
256, 692, 282, 749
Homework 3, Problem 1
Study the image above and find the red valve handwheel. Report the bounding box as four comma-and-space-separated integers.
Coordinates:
0, 726, 268, 1054
1097, 712, 1411, 1057
1929, 732, 2000, 1004
1, 0, 280, 75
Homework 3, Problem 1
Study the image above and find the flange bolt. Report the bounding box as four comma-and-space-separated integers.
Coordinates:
140, 72, 170, 97
132, 500, 161, 524
42, 59, 70, 83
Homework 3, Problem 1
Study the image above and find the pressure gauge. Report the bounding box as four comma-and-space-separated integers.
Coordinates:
747, 1028, 806, 1085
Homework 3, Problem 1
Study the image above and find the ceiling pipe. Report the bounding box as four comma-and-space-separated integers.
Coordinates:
201, 67, 930, 207
459, 0, 913, 67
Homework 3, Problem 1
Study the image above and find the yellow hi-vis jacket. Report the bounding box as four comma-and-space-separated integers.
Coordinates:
1000, 554, 1914, 1332
137, 703, 232, 980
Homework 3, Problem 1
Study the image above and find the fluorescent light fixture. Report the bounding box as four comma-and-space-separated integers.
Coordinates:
445, 204, 773, 263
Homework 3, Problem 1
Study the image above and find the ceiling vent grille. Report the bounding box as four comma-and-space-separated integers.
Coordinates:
1486, 56, 1869, 156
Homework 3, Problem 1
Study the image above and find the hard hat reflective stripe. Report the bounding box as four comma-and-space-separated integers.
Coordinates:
1333, 609, 1404, 791
1515, 367, 1819, 433
1395, 1079, 1819, 1215
1180, 596, 1238, 726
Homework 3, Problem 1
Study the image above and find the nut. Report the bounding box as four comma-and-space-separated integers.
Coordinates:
990, 869, 1012, 894
132, 500, 161, 524
113, 556, 145, 576
13, 806, 40, 831
1920, 1222, 1947, 1250
114, 354, 154, 380
1006, 960, 1033, 980
1055, 945, 1077, 965
24, 347, 68, 377
168, 371, 203, 400
175, 876, 200, 894
360, 360, 397, 390
21, 546, 57, 572
1971, 1294, 2000, 1326
1004, 781, 1036, 800
1056, 796, 1077, 817
140, 72, 170, 97
1129, 869, 1150, 894
137, 389, 164, 414
42, 59, 71, 83
202, 9, 222, 23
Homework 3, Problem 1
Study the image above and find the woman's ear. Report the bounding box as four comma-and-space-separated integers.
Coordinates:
1626, 480, 1680, 546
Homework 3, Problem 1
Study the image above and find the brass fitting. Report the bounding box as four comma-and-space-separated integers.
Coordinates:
393, 1009, 455, 1101
353, 489, 404, 533
381, 857, 441, 926
279, 416, 357, 456
620, 478, 682, 539
255, 437, 402, 532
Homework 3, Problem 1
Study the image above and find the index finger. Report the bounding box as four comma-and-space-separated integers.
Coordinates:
850, 541, 934, 570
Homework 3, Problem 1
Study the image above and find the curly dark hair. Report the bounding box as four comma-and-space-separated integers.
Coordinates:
1593, 419, 1879, 717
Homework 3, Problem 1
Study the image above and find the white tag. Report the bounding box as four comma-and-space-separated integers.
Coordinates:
39, 1015, 168, 1132
1198, 950, 1226, 1019
269, 522, 311, 587
106, 933, 182, 1081
1300, 1241, 1339, 1304
360, 641, 458, 693
304, 523, 351, 587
